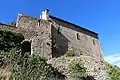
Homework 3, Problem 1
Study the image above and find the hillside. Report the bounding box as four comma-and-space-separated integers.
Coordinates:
0, 30, 120, 80
105, 61, 120, 80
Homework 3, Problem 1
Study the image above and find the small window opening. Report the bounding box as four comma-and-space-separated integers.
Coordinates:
58, 27, 61, 34
38, 20, 40, 26
77, 33, 80, 40
93, 39, 95, 45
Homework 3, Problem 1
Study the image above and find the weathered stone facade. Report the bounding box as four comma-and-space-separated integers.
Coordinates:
16, 14, 52, 59
0, 10, 103, 60
49, 16, 103, 59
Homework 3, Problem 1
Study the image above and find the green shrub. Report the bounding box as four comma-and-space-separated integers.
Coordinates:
68, 59, 87, 79
105, 61, 120, 80
9, 21, 16, 26
65, 50, 75, 57
0, 48, 64, 80
0, 30, 24, 52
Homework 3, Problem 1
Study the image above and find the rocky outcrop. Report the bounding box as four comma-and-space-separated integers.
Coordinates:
47, 56, 109, 80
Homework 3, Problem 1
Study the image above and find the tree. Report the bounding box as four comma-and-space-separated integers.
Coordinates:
9, 21, 16, 26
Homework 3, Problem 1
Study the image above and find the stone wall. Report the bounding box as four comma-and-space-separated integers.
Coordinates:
47, 56, 108, 80
16, 14, 52, 59
0, 23, 18, 32
0, 13, 103, 60
49, 16, 103, 59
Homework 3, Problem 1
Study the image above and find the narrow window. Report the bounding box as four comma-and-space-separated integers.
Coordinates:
58, 27, 61, 34
38, 20, 40, 26
77, 33, 80, 40
93, 39, 95, 45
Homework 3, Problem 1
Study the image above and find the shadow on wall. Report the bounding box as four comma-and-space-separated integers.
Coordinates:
51, 25, 70, 58
82, 76, 96, 80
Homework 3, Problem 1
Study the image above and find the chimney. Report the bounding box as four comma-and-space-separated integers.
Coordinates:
40, 9, 49, 20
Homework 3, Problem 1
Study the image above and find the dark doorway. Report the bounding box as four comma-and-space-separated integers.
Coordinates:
21, 41, 31, 53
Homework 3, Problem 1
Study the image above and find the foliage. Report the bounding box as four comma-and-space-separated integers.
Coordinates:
68, 59, 87, 79
0, 30, 64, 80
0, 30, 24, 52
0, 49, 64, 80
105, 61, 120, 80
65, 50, 75, 57
9, 21, 16, 26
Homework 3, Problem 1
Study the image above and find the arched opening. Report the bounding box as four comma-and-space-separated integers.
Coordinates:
21, 41, 31, 53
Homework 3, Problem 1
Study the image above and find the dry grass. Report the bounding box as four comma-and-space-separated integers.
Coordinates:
0, 68, 11, 80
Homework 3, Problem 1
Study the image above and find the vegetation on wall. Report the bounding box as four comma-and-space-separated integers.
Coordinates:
9, 21, 16, 26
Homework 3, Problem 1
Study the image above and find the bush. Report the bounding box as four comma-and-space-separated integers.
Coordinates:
9, 21, 16, 26
68, 59, 87, 79
0, 30, 24, 52
0, 48, 64, 80
65, 50, 75, 57
105, 61, 120, 80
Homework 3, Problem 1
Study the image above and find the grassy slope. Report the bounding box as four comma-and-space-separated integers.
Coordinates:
105, 61, 120, 80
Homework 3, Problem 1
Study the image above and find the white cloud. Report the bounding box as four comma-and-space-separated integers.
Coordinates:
105, 54, 120, 67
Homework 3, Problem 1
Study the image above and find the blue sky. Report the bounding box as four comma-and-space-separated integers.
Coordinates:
0, 0, 120, 66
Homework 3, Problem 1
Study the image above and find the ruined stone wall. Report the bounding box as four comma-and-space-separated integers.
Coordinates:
0, 23, 18, 32
16, 14, 52, 59
50, 17, 103, 59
